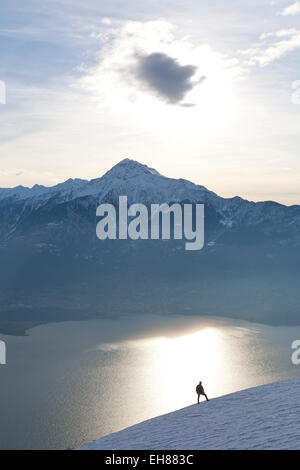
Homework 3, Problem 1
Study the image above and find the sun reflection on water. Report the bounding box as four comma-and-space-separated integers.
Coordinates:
149, 328, 230, 410
94, 317, 294, 428
97, 324, 245, 416
78, 316, 300, 445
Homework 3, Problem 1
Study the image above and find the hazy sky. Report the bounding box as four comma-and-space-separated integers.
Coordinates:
1, 0, 300, 204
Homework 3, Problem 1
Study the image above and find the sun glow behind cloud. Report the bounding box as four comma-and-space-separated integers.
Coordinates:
77, 20, 241, 135
2, 4, 300, 204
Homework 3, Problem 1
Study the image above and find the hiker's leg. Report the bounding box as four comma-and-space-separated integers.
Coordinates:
204, 394, 209, 401
197, 393, 200, 404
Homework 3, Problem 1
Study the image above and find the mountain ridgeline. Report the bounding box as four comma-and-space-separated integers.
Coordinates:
1, 158, 300, 333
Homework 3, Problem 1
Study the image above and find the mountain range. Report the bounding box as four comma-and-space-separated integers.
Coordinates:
1, 158, 300, 334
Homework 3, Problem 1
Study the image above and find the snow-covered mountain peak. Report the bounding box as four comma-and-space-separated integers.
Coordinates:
1, 159, 298, 230
103, 158, 161, 180
0, 159, 208, 205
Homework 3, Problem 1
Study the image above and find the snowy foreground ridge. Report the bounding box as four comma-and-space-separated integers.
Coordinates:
78, 378, 300, 450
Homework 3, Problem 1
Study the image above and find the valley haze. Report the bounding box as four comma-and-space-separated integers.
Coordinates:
1, 158, 300, 335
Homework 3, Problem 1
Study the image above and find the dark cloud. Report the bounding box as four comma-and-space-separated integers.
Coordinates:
134, 52, 205, 104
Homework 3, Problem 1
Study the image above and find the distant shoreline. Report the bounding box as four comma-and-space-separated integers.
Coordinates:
1, 309, 300, 337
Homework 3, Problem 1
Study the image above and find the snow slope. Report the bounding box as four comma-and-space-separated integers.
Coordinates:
77, 378, 300, 450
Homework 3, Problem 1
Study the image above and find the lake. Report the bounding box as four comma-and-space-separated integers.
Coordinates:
0, 314, 299, 449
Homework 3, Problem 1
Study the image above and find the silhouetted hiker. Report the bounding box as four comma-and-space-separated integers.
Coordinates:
196, 381, 209, 403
